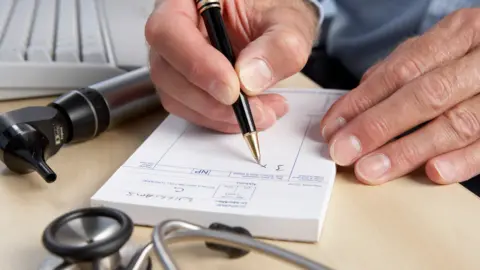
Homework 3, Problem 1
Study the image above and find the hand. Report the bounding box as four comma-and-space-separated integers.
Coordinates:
145, 0, 319, 133
320, 8, 480, 185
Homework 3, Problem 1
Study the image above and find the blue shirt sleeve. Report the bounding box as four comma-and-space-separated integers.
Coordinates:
318, 0, 480, 78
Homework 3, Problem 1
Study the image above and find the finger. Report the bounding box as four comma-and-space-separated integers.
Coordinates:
320, 59, 389, 142
329, 48, 480, 166
158, 91, 280, 134
321, 9, 480, 140
150, 49, 289, 124
145, 0, 240, 105
235, 6, 316, 95
425, 139, 480, 185
159, 91, 242, 133
150, 51, 237, 124
320, 37, 419, 140
353, 93, 480, 185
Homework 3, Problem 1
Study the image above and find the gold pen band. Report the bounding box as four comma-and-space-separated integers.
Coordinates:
195, 0, 221, 13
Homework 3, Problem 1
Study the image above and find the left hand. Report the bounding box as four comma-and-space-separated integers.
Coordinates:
320, 8, 480, 185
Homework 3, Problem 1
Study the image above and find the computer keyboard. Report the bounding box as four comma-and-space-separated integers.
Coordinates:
0, 0, 155, 100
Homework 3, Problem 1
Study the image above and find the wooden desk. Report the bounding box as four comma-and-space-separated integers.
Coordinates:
1, 73, 480, 270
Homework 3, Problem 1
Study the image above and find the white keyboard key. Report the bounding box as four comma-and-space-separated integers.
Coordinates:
0, 0, 36, 62
79, 0, 107, 64
0, 0, 14, 40
101, 0, 153, 68
27, 0, 57, 62
55, 0, 80, 63
0, 0, 152, 101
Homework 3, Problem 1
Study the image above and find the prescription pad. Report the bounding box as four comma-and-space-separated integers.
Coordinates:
91, 88, 347, 242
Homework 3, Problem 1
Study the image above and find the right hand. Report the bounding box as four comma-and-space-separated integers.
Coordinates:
145, 0, 320, 133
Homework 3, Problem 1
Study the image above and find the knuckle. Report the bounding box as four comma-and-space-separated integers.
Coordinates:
145, 11, 174, 48
444, 106, 480, 143
275, 31, 308, 69
413, 73, 452, 112
384, 58, 423, 87
360, 113, 391, 142
344, 94, 374, 115
144, 14, 162, 46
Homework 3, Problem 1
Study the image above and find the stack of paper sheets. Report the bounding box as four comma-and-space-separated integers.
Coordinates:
91, 88, 346, 242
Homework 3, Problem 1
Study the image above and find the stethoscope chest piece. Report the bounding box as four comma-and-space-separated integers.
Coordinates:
38, 206, 333, 270
38, 207, 151, 270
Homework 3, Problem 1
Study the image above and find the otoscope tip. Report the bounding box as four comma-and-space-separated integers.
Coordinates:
35, 160, 57, 183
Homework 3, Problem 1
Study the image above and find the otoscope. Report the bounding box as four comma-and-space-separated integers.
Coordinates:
0, 67, 160, 183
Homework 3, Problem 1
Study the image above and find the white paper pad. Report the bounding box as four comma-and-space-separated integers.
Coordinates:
91, 88, 347, 242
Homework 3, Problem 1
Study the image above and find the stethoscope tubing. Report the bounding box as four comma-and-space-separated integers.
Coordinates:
125, 220, 333, 270
40, 207, 334, 270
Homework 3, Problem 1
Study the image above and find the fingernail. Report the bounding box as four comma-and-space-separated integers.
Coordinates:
209, 80, 236, 104
322, 117, 346, 140
239, 58, 273, 94
433, 159, 456, 183
356, 154, 391, 183
330, 135, 362, 166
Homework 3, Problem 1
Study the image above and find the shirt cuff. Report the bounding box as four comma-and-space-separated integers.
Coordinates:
305, 0, 324, 46
308, 0, 325, 26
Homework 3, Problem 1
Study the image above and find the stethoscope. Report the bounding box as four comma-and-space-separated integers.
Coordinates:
37, 207, 334, 269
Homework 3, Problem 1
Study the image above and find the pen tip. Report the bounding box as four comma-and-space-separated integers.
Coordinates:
243, 132, 261, 164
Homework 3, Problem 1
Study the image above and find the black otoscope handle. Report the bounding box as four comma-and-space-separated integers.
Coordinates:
49, 67, 159, 143
0, 67, 160, 182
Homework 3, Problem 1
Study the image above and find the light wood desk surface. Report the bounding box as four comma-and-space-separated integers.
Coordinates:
1, 73, 480, 270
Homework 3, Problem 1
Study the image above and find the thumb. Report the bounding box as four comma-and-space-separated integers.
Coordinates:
235, 10, 317, 95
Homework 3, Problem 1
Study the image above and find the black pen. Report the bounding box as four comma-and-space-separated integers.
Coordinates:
195, 0, 261, 164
